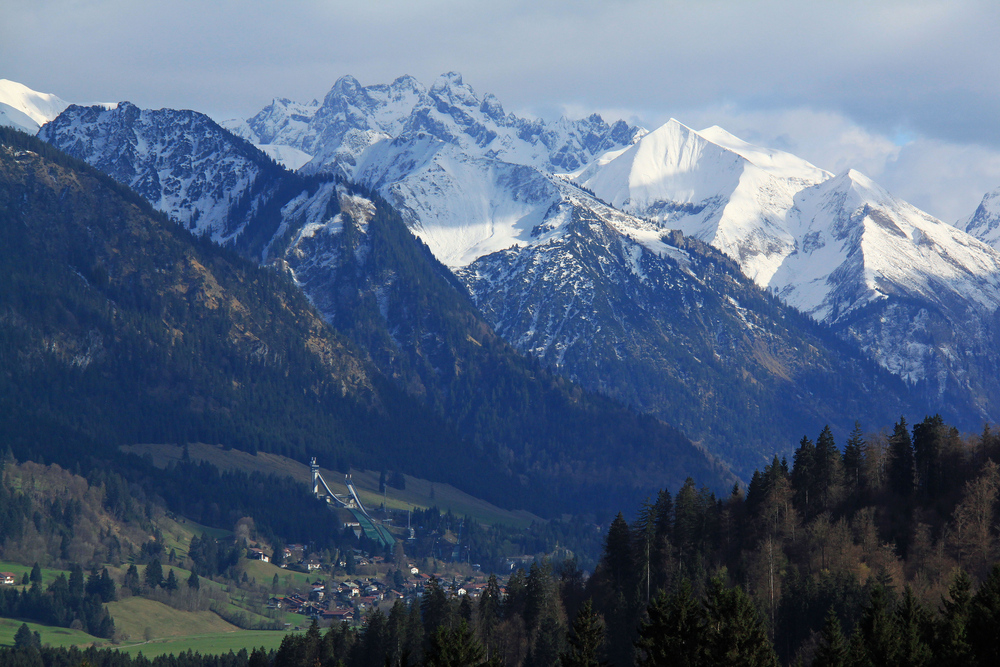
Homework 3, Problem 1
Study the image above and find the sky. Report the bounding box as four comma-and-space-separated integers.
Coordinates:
4, 0, 1000, 222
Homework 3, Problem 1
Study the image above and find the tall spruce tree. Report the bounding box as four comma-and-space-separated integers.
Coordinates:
936, 568, 973, 667
635, 580, 704, 667
843, 422, 865, 493
813, 608, 849, 667
702, 574, 779, 667
888, 417, 915, 499
561, 599, 608, 667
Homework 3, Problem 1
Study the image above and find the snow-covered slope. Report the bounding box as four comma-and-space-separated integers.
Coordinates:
776, 170, 1000, 323
0, 79, 69, 133
575, 119, 830, 284
39, 102, 292, 245
455, 184, 918, 475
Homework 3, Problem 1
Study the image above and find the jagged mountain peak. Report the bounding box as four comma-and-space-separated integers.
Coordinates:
428, 71, 478, 106
961, 185, 1000, 249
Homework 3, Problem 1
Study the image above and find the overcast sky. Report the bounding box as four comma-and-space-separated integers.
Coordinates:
5, 0, 1000, 222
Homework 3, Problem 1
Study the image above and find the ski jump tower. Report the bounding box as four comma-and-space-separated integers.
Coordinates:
309, 458, 394, 546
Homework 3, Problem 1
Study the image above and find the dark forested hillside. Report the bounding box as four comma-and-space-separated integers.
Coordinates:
0, 126, 476, 497
0, 127, 731, 519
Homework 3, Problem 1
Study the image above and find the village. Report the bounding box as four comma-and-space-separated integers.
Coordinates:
252, 543, 505, 626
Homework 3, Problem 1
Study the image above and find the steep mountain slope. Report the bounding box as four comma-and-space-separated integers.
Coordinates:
575, 120, 830, 284
457, 185, 920, 475
279, 181, 734, 505
0, 79, 69, 133
37, 103, 302, 250
0, 126, 492, 504
232, 72, 643, 179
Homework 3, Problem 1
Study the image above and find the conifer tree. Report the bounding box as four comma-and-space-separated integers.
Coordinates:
913, 415, 945, 501
702, 574, 779, 667
895, 586, 932, 667
602, 513, 633, 595
969, 562, 1000, 665
936, 568, 973, 667
813, 608, 849, 667
791, 436, 817, 516
635, 580, 704, 667
888, 417, 915, 499
843, 422, 865, 496
561, 599, 608, 667
358, 609, 388, 667
424, 620, 484, 667
858, 583, 900, 667
164, 568, 179, 592
144, 559, 163, 589
420, 575, 451, 640
815, 425, 844, 512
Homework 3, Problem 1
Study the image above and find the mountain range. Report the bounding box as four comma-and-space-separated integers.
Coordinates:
10, 73, 1000, 482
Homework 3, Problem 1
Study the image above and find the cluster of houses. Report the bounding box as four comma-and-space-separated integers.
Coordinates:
266, 570, 492, 625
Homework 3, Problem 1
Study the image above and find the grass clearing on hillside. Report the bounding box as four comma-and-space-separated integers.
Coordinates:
107, 597, 239, 641
0, 618, 101, 648
158, 515, 232, 561
0, 561, 69, 589
122, 443, 541, 528
115, 630, 297, 658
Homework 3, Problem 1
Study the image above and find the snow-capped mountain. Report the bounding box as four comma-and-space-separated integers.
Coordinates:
39, 102, 293, 246
575, 120, 830, 284
575, 119, 1000, 406
233, 72, 644, 180
39, 73, 1000, 474
961, 185, 1000, 249
0, 79, 69, 133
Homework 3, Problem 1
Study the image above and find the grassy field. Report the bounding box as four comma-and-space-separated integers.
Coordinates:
0, 618, 102, 648
0, 561, 71, 589
114, 630, 296, 658
122, 443, 542, 528
106, 597, 240, 642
